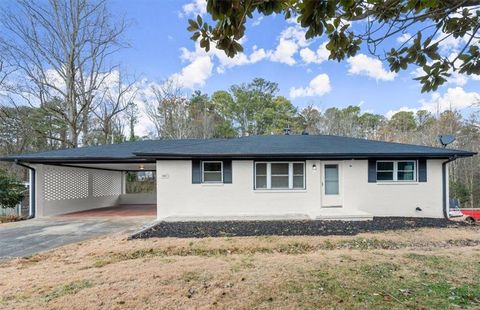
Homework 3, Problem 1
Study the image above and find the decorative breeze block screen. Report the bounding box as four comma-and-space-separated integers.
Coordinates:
93, 171, 122, 197
43, 166, 122, 201
44, 167, 89, 201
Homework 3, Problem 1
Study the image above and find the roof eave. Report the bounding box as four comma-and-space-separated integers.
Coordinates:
132, 152, 476, 160
2, 151, 475, 164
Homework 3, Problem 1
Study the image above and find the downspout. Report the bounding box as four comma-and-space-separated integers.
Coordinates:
442, 156, 457, 219
15, 161, 36, 219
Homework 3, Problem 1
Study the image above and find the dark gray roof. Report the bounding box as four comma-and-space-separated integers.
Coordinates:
2, 135, 476, 163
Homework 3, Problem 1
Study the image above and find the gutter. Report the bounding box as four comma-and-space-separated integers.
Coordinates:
442, 156, 457, 219
14, 161, 36, 219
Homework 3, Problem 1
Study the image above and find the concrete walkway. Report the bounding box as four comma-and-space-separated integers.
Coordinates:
0, 217, 153, 260
59, 204, 156, 218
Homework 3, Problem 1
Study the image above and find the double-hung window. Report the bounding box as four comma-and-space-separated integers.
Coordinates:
255, 162, 305, 190
376, 160, 416, 182
202, 161, 223, 183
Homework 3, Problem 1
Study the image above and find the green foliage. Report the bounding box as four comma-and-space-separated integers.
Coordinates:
389, 111, 417, 132
43, 280, 93, 302
0, 169, 26, 209
189, 0, 480, 92
187, 90, 236, 138
212, 78, 298, 136
0, 103, 68, 156
450, 180, 471, 205
126, 172, 155, 193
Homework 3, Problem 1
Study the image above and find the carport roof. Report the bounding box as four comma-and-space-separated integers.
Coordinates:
1, 135, 476, 163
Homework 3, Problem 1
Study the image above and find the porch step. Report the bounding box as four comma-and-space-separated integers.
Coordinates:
160, 213, 312, 222
315, 209, 373, 221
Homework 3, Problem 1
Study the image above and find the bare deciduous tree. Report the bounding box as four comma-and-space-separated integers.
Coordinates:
91, 71, 137, 145
124, 101, 140, 141
0, 0, 127, 147
144, 79, 191, 139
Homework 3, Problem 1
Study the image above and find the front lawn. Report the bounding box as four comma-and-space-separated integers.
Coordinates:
1, 226, 479, 309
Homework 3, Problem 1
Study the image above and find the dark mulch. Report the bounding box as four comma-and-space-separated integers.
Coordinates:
130, 217, 469, 239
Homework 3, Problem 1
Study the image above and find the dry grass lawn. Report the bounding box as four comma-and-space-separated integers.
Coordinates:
1, 226, 480, 309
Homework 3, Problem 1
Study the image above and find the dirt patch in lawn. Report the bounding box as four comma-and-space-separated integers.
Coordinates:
0, 226, 479, 309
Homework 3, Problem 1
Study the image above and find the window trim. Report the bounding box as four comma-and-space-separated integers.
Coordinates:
376, 160, 417, 182
202, 161, 223, 183
254, 161, 306, 190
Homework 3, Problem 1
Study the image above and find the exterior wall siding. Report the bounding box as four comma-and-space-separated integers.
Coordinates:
343, 159, 444, 218
156, 160, 322, 220
156, 159, 445, 220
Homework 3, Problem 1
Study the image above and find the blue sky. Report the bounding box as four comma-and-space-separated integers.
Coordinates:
0, 0, 478, 137
109, 1, 479, 133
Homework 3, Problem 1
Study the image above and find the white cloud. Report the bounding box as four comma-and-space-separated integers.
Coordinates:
265, 25, 310, 65
435, 32, 464, 54
397, 33, 412, 44
252, 16, 264, 27
269, 38, 299, 65
289, 73, 331, 98
386, 87, 480, 118
171, 55, 213, 88
419, 87, 480, 113
173, 41, 270, 86
300, 42, 329, 64
249, 46, 268, 63
299, 48, 316, 63
179, 0, 206, 18
347, 54, 396, 81
385, 106, 418, 119
447, 71, 469, 86
279, 26, 309, 48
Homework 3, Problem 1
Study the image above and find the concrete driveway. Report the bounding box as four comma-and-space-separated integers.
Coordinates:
0, 217, 153, 260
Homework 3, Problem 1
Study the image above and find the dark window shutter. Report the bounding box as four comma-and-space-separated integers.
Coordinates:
418, 159, 427, 182
192, 160, 201, 184
368, 160, 377, 183
223, 160, 232, 183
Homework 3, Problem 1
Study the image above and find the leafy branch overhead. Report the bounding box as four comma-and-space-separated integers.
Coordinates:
188, 0, 480, 92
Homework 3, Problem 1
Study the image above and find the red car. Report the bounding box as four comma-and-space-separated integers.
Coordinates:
460, 209, 480, 223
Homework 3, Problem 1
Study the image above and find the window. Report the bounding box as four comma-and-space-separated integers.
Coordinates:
376, 161, 416, 182
202, 161, 223, 183
254, 162, 305, 190
397, 161, 415, 181
376, 162, 394, 181
255, 163, 267, 189
324, 164, 339, 195
271, 163, 289, 189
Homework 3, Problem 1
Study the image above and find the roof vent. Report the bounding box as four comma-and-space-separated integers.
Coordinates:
283, 125, 291, 135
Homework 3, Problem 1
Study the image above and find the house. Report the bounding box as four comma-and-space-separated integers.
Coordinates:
1, 135, 476, 221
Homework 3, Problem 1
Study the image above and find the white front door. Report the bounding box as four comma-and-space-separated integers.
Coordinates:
321, 162, 343, 207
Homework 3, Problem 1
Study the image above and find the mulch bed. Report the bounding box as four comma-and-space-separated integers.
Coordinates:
130, 217, 469, 239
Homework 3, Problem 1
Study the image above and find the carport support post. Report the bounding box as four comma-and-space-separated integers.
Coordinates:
35, 164, 46, 217
121, 171, 127, 194
28, 168, 34, 217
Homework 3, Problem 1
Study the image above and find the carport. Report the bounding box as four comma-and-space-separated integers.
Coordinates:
3, 140, 217, 219
29, 162, 157, 217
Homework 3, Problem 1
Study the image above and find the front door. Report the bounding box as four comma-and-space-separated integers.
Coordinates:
321, 162, 343, 207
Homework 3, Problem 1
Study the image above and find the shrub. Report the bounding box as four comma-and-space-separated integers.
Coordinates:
449, 180, 470, 205
0, 169, 26, 210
